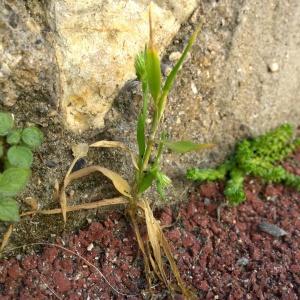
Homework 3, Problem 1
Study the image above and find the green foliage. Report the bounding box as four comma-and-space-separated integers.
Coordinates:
7, 146, 33, 168
187, 124, 300, 205
22, 127, 44, 149
134, 24, 205, 199
7, 129, 22, 145
0, 197, 19, 222
0, 112, 14, 136
0, 112, 43, 222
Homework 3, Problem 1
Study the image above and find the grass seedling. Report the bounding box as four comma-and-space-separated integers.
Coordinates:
17, 7, 211, 298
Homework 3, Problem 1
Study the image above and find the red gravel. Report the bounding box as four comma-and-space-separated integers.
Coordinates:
1, 151, 300, 299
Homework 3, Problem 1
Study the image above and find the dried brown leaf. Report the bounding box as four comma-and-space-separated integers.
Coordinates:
141, 199, 168, 286
24, 197, 39, 211
90, 140, 138, 170
65, 165, 132, 198
21, 197, 129, 216
0, 225, 13, 252
72, 143, 89, 158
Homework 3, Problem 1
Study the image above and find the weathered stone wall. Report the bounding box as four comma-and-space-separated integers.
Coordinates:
1, 0, 300, 170
0, 0, 56, 108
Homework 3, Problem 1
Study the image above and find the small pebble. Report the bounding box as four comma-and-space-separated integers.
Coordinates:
169, 51, 181, 62
268, 62, 279, 73
204, 198, 211, 205
87, 243, 94, 251
237, 257, 249, 266
191, 81, 198, 94
46, 160, 58, 168
258, 222, 287, 238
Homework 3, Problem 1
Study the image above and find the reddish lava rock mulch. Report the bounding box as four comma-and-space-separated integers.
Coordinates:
1, 154, 300, 299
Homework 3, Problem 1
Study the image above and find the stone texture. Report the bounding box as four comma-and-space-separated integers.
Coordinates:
0, 0, 56, 107
160, 0, 300, 171
51, 0, 198, 132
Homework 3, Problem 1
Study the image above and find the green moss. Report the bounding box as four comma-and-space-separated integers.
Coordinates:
187, 124, 300, 205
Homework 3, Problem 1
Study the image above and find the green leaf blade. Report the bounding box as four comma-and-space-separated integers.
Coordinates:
145, 47, 161, 103
165, 140, 214, 154
0, 168, 31, 197
138, 171, 156, 194
7, 146, 33, 168
161, 25, 201, 98
0, 197, 19, 222
137, 113, 146, 159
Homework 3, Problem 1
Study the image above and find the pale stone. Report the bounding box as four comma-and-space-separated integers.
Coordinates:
51, 0, 198, 132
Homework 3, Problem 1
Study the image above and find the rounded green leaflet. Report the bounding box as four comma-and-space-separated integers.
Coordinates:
7, 129, 22, 145
21, 127, 44, 149
0, 197, 19, 222
7, 145, 33, 168
0, 112, 14, 136
0, 168, 31, 197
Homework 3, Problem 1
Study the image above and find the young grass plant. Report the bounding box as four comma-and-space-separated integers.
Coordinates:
17, 7, 210, 298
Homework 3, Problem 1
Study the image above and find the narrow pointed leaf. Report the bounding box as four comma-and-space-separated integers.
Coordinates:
158, 25, 202, 118
162, 26, 201, 95
137, 113, 146, 158
135, 51, 146, 82
145, 47, 161, 102
138, 171, 156, 194
165, 140, 214, 153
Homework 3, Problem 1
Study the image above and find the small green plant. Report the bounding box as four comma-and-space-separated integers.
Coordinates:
187, 124, 300, 205
0, 112, 43, 222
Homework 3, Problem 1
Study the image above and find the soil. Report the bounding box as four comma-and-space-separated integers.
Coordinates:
1, 149, 300, 299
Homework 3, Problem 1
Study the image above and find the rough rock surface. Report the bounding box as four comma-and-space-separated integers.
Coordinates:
51, 0, 198, 132
0, 0, 56, 107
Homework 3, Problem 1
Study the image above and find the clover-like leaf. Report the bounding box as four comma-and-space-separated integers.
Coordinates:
7, 146, 33, 168
0, 168, 31, 197
21, 127, 44, 149
0, 197, 19, 222
7, 129, 22, 145
0, 112, 14, 136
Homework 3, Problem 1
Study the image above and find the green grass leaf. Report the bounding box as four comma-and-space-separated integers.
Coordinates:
135, 51, 146, 82
7, 146, 33, 168
138, 171, 156, 194
21, 127, 44, 149
0, 168, 31, 197
158, 25, 202, 117
165, 140, 214, 153
0, 197, 19, 222
145, 47, 161, 103
137, 113, 146, 159
0, 112, 14, 136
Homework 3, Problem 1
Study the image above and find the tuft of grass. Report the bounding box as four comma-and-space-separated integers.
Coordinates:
187, 124, 300, 205
11, 6, 209, 299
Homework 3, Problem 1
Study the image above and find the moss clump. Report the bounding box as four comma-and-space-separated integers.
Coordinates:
187, 124, 300, 205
